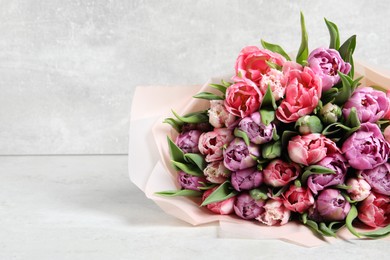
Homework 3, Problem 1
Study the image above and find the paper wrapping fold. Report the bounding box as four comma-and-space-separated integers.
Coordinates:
129, 61, 390, 247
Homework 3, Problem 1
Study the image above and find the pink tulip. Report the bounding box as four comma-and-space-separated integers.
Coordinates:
234, 46, 286, 84
208, 100, 237, 128
288, 134, 338, 166
358, 192, 390, 228
203, 161, 231, 184
224, 79, 262, 118
282, 185, 315, 213
202, 187, 235, 215
276, 65, 322, 123
346, 178, 371, 202
256, 199, 291, 226
263, 159, 301, 187
259, 69, 287, 101
198, 128, 234, 162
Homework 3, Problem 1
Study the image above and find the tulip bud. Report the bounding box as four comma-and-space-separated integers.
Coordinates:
262, 140, 281, 159
319, 102, 341, 124
346, 178, 371, 201
295, 115, 323, 134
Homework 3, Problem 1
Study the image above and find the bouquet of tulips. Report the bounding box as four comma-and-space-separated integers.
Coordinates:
157, 13, 390, 239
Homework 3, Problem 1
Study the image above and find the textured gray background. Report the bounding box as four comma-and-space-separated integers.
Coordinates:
1, 0, 389, 155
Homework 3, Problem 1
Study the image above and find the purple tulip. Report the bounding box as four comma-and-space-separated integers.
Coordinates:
341, 123, 390, 170
360, 163, 390, 196
316, 189, 351, 221
231, 167, 263, 191
177, 171, 206, 191
307, 153, 348, 194
175, 130, 202, 153
233, 192, 265, 220
308, 48, 351, 91
223, 138, 260, 171
237, 112, 274, 144
343, 87, 389, 123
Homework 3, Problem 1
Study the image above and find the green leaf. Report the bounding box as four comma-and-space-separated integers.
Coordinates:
333, 72, 353, 105
171, 161, 203, 176
305, 220, 325, 236
333, 184, 351, 190
261, 85, 277, 110
296, 12, 309, 65
265, 60, 282, 70
321, 88, 338, 105
345, 107, 361, 128
172, 110, 209, 124
324, 18, 340, 49
209, 83, 227, 95
167, 136, 185, 164
271, 185, 289, 197
339, 35, 356, 78
262, 140, 281, 159
193, 92, 224, 100
272, 127, 280, 141
163, 118, 183, 132
155, 189, 202, 197
221, 79, 232, 88
281, 130, 298, 150
339, 35, 356, 63
346, 205, 360, 238
359, 224, 390, 239
261, 39, 291, 61
322, 122, 351, 136
201, 181, 237, 206
234, 128, 250, 146
320, 222, 337, 237
301, 165, 335, 183
184, 153, 206, 171
260, 109, 275, 126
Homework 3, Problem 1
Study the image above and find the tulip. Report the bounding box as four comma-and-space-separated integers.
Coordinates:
360, 163, 390, 196
233, 192, 265, 220
295, 115, 323, 135
346, 178, 371, 202
282, 185, 314, 213
256, 199, 291, 226
341, 123, 390, 170
203, 161, 231, 184
358, 192, 390, 228
319, 102, 342, 124
307, 47, 351, 91
259, 68, 287, 101
316, 189, 351, 221
208, 100, 237, 129
231, 167, 263, 191
263, 159, 301, 187
307, 153, 348, 194
175, 130, 202, 154
202, 187, 235, 215
343, 86, 390, 123
223, 138, 260, 171
237, 112, 274, 145
198, 128, 234, 162
177, 171, 207, 191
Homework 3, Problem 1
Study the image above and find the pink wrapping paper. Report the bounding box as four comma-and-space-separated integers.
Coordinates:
129, 61, 390, 247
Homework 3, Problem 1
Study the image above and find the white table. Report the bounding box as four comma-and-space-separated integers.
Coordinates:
1, 155, 389, 259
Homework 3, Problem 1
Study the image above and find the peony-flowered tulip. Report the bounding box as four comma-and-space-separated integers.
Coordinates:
343, 86, 390, 123
203, 161, 231, 184
259, 68, 287, 101
237, 112, 274, 144
307, 48, 351, 91
282, 185, 315, 213
360, 163, 390, 196
276, 65, 322, 123
341, 123, 390, 170
231, 167, 263, 191
208, 100, 237, 129
234, 46, 286, 84
307, 153, 348, 194
198, 128, 234, 162
358, 192, 390, 228
256, 199, 291, 226
177, 171, 207, 191
233, 192, 265, 220
223, 138, 260, 171
224, 79, 262, 118
316, 189, 351, 221
175, 130, 202, 154
263, 159, 301, 187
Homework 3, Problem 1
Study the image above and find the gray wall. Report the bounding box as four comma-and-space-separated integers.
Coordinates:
1, 0, 389, 155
